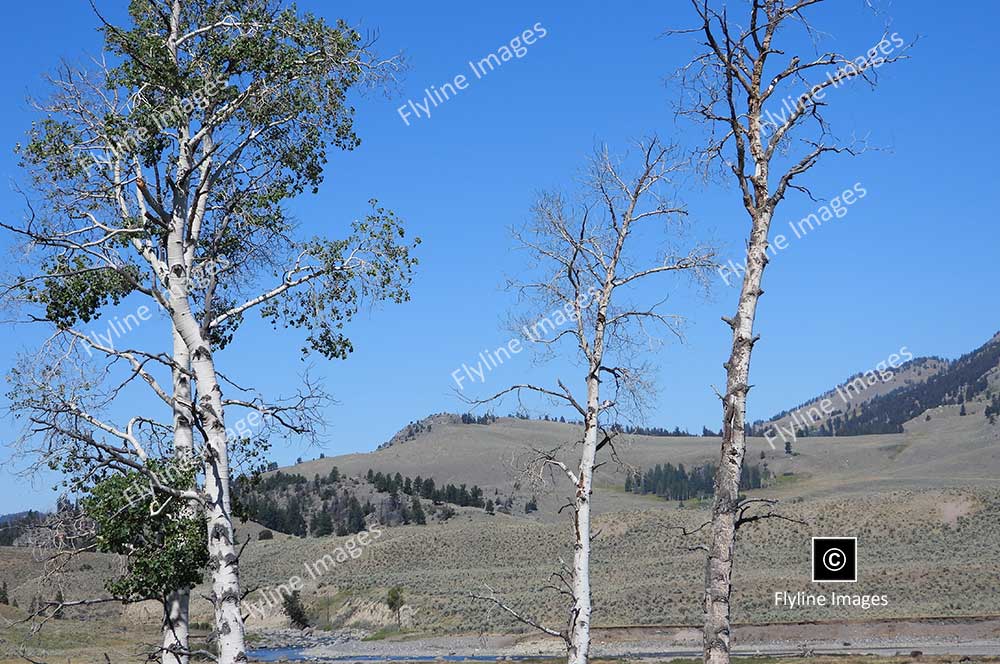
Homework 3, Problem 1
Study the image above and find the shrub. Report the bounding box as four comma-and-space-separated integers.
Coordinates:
283, 590, 309, 629
258, 529, 274, 541
387, 586, 404, 627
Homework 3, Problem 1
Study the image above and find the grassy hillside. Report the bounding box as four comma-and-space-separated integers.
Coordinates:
4, 400, 998, 639
752, 331, 1000, 438
192, 404, 1000, 632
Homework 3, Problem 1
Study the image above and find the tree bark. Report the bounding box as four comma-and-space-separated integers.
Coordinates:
162, 588, 190, 664
568, 377, 600, 664
184, 335, 245, 664
163, 331, 193, 664
167, 208, 246, 663
703, 208, 772, 664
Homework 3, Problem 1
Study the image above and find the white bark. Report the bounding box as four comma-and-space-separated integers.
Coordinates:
677, 4, 906, 662
478, 142, 713, 664
163, 331, 193, 664
567, 377, 600, 664
704, 210, 770, 664
164, 118, 245, 661
162, 588, 190, 664
171, 304, 246, 664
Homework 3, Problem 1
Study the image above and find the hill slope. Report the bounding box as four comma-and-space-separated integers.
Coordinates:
751, 331, 1000, 438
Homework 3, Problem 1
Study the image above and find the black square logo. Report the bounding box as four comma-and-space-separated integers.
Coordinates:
812, 537, 857, 583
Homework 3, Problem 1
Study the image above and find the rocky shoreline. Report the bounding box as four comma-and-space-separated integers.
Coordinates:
247, 627, 370, 651
245, 620, 1000, 662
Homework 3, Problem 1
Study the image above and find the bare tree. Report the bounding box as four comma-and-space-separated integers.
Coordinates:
670, 3, 910, 662
471, 137, 715, 664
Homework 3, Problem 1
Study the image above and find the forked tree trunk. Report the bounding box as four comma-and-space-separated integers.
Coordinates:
163, 332, 193, 664
186, 340, 245, 664
703, 208, 772, 664
167, 222, 246, 664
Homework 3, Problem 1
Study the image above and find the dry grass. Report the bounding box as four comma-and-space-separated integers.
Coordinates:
3, 411, 999, 651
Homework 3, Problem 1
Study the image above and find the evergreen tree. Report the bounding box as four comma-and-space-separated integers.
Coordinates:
485, 499, 495, 515
387, 586, 404, 628
410, 496, 426, 525
310, 511, 334, 537
347, 497, 366, 533
0, 581, 8, 605
283, 591, 310, 629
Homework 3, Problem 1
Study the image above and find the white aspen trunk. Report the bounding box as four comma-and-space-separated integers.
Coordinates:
703, 205, 772, 664
167, 216, 246, 664
567, 375, 601, 664
176, 318, 246, 664
163, 331, 193, 664
162, 589, 190, 664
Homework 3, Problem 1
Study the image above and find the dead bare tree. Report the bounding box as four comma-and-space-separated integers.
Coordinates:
669, 3, 910, 662
469, 137, 715, 664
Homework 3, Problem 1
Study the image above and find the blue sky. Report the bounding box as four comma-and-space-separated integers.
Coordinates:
0, 0, 997, 511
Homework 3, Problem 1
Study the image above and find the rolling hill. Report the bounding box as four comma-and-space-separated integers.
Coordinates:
3, 333, 999, 640
751, 331, 1000, 438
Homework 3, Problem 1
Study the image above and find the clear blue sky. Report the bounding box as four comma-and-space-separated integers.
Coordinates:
1, 1, 997, 511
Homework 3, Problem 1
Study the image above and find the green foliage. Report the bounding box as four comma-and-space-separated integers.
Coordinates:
366, 469, 484, 508
258, 529, 274, 541
310, 510, 334, 537
0, 580, 8, 605
628, 462, 771, 501
282, 590, 309, 629
986, 393, 1000, 424
260, 201, 420, 360
14, 0, 419, 363
410, 496, 426, 525
386, 586, 404, 626
81, 461, 207, 602
22, 256, 139, 329
0, 510, 46, 547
